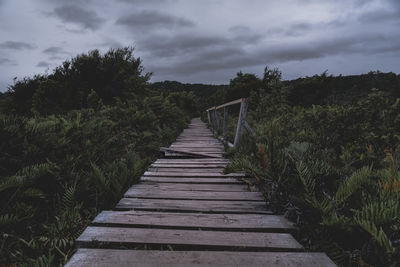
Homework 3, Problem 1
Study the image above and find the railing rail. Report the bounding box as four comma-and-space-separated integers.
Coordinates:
206, 98, 252, 148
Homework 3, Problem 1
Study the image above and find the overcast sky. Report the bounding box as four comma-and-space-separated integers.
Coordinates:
0, 0, 399, 92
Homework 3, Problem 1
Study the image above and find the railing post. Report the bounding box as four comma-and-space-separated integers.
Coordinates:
233, 99, 248, 148
207, 110, 211, 126
223, 107, 228, 137
215, 108, 220, 133
211, 108, 217, 132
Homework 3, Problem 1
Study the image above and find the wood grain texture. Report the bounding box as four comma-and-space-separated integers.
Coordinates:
116, 198, 271, 213
141, 176, 243, 184
131, 182, 250, 192
93, 210, 294, 231
124, 188, 264, 201
76, 226, 303, 251
143, 171, 246, 178
66, 249, 337, 267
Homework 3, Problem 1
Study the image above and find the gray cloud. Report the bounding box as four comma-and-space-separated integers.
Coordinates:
43, 46, 69, 55
53, 5, 105, 30
116, 10, 195, 30
1, 0, 400, 89
148, 31, 400, 77
36, 61, 51, 67
139, 34, 229, 57
0, 41, 36, 50
118, 0, 168, 4
0, 58, 12, 65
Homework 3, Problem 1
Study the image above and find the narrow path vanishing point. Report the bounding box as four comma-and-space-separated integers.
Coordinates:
66, 118, 336, 267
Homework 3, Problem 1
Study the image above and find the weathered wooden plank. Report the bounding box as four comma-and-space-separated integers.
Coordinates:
93, 211, 293, 231
141, 177, 243, 184
164, 152, 223, 158
124, 188, 264, 201
176, 140, 220, 143
155, 158, 228, 163
66, 249, 337, 267
169, 147, 224, 152
132, 182, 250, 192
116, 198, 271, 214
143, 171, 246, 178
77, 227, 302, 251
160, 147, 222, 158
151, 164, 227, 168
148, 167, 225, 173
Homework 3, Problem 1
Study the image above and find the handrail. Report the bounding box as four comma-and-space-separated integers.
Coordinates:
206, 98, 252, 148
206, 98, 245, 112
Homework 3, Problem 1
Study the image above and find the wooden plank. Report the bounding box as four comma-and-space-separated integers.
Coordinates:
124, 188, 264, 201
141, 177, 242, 184
148, 167, 225, 173
116, 198, 271, 214
160, 147, 222, 158
66, 249, 337, 267
93, 211, 293, 231
164, 152, 223, 158
151, 164, 227, 168
170, 147, 224, 152
132, 182, 250, 192
169, 147, 224, 152
168, 148, 224, 152
153, 160, 228, 164
143, 171, 246, 178
76, 227, 302, 251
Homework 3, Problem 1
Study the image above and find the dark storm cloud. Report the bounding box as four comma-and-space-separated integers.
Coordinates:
150, 31, 400, 77
139, 29, 263, 59
53, 5, 105, 30
116, 10, 195, 30
42, 46, 69, 55
0, 41, 35, 50
139, 34, 229, 57
36, 61, 51, 67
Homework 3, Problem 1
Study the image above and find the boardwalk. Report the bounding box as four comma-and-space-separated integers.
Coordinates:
66, 118, 335, 267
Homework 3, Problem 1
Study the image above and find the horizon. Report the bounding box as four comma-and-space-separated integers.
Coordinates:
1, 0, 400, 92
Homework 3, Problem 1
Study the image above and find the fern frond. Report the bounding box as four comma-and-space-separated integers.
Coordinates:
355, 198, 400, 228
61, 185, 76, 212
355, 218, 394, 254
296, 161, 315, 196
335, 166, 372, 204
0, 175, 27, 193
0, 213, 21, 226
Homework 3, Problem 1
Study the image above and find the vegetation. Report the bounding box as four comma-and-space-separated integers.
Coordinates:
0, 47, 196, 266
220, 68, 400, 266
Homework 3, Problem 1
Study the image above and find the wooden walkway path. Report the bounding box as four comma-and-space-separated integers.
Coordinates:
66, 118, 335, 266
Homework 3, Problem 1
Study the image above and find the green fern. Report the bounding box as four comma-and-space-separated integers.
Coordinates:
335, 165, 372, 204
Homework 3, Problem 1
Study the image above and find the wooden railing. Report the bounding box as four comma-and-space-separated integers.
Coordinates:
206, 98, 252, 148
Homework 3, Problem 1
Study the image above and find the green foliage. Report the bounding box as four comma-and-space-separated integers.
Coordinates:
224, 67, 400, 266
0, 47, 190, 265
4, 47, 150, 116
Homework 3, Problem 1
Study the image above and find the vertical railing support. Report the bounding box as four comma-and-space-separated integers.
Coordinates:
207, 110, 211, 127
233, 99, 248, 148
211, 108, 217, 132
223, 107, 228, 137
215, 109, 220, 134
